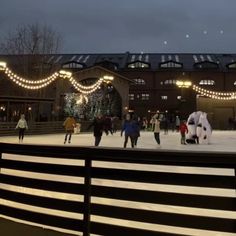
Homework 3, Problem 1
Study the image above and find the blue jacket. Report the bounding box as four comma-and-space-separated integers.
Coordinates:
122, 120, 138, 136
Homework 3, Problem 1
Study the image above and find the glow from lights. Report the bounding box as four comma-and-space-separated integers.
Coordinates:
103, 75, 114, 81
76, 94, 88, 105
0, 61, 6, 70
0, 61, 115, 95
192, 85, 236, 100
176, 80, 192, 88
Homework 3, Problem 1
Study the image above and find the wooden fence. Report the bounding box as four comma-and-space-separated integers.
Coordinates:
0, 143, 236, 235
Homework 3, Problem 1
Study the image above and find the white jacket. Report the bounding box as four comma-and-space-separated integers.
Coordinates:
153, 119, 160, 133
16, 119, 28, 129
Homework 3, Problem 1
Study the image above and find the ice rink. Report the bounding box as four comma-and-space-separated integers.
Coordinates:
1, 130, 236, 236
1, 130, 236, 152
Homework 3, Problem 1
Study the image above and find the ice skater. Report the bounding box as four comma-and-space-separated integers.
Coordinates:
87, 114, 104, 146
15, 114, 28, 143
63, 115, 76, 144
121, 114, 135, 148
179, 120, 188, 144
152, 114, 161, 148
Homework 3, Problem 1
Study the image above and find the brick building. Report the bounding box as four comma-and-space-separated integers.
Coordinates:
1, 52, 236, 129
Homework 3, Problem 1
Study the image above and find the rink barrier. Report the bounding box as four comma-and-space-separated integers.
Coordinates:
0, 143, 236, 236
0, 121, 64, 135
0, 120, 121, 136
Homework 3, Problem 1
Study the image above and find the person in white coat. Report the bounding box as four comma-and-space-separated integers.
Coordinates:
152, 114, 161, 148
16, 114, 28, 143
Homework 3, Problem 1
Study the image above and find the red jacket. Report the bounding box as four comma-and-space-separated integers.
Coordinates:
179, 123, 188, 134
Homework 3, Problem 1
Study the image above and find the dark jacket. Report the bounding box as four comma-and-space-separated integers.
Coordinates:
88, 118, 104, 137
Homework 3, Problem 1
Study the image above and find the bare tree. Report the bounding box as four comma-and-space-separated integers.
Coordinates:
0, 23, 63, 77
0, 23, 62, 54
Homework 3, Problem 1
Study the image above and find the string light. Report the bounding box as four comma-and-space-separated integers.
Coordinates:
4, 59, 235, 101
0, 61, 114, 94
192, 85, 236, 100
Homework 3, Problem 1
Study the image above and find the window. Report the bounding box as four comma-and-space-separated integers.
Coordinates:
199, 80, 215, 85
95, 60, 118, 70
234, 81, 236, 85
161, 96, 168, 100
159, 61, 183, 68
127, 61, 150, 69
129, 94, 135, 100
134, 78, 145, 85
164, 80, 177, 85
227, 63, 236, 69
62, 61, 84, 69
177, 96, 182, 100
141, 94, 149, 100
194, 62, 218, 69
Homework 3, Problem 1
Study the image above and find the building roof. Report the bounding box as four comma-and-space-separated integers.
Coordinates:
1, 53, 236, 71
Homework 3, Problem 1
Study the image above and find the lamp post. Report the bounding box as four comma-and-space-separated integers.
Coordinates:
176, 80, 192, 118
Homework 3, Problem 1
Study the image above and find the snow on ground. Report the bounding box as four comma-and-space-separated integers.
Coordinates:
1, 130, 236, 152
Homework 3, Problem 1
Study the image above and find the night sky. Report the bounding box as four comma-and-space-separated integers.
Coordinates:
0, 0, 235, 53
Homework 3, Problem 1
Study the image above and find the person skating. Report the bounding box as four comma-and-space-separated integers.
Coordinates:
87, 114, 104, 146
152, 114, 161, 148
179, 120, 188, 144
15, 114, 28, 143
63, 115, 76, 144
121, 114, 136, 148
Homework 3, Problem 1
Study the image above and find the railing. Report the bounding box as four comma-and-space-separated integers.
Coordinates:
0, 120, 122, 136
0, 121, 65, 135
0, 143, 236, 236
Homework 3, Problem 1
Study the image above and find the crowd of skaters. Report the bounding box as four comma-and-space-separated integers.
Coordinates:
15, 112, 189, 147
82, 112, 188, 148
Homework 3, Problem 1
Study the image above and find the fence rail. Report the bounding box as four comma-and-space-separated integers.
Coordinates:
0, 143, 236, 236
0, 121, 65, 135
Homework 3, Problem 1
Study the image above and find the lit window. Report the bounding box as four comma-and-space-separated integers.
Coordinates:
129, 94, 135, 100
159, 61, 182, 68
161, 96, 168, 100
234, 81, 236, 85
177, 96, 182, 100
127, 61, 150, 69
164, 80, 177, 85
134, 78, 145, 85
199, 80, 215, 85
62, 62, 84, 69
141, 94, 149, 100
228, 63, 236, 69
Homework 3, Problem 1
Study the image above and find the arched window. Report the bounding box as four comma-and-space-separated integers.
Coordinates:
62, 61, 85, 69
127, 61, 150, 69
227, 62, 236, 69
199, 80, 215, 85
95, 60, 118, 70
159, 61, 183, 68
194, 61, 219, 69
134, 78, 145, 85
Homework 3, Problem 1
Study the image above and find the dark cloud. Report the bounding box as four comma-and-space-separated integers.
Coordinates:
0, 0, 236, 53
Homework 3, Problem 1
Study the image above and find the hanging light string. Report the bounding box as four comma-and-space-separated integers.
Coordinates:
192, 85, 236, 100
0, 61, 113, 94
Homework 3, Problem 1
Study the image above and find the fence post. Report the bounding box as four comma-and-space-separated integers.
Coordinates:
235, 168, 236, 193
0, 146, 2, 173
83, 158, 92, 236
